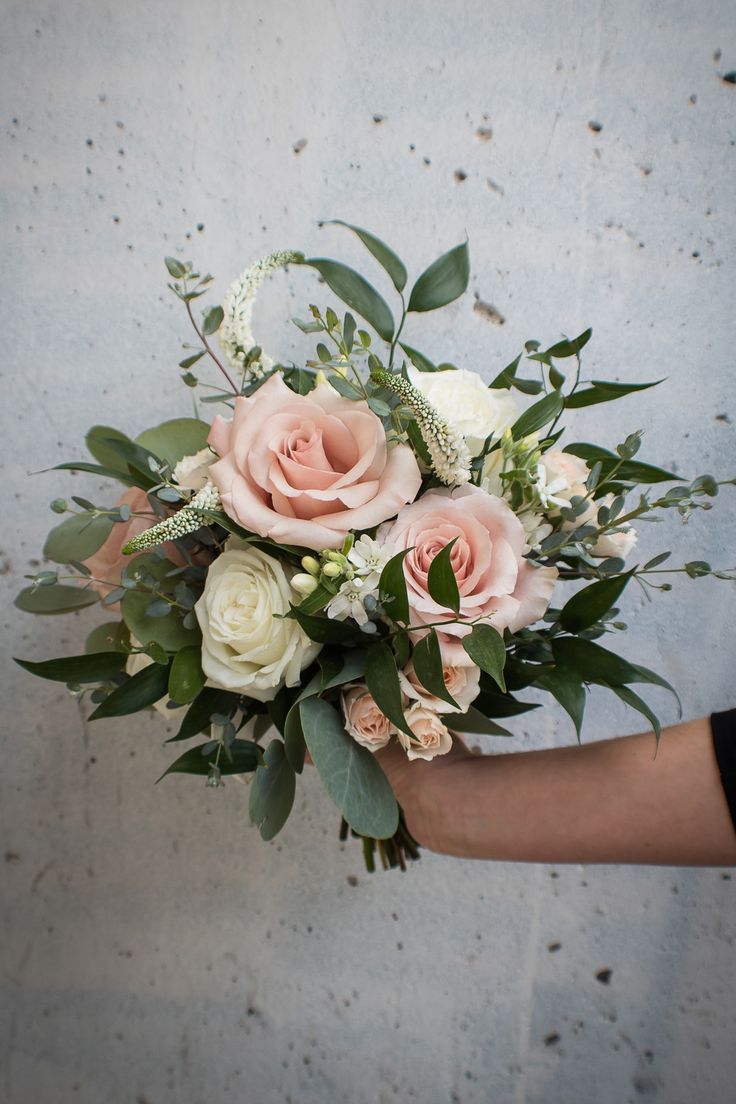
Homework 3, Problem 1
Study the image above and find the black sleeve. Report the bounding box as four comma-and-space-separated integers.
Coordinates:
711, 708, 736, 834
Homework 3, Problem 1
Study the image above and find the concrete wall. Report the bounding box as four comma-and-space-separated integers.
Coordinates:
2, 2, 735, 1101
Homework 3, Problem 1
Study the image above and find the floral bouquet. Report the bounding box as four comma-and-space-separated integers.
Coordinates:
15, 222, 734, 870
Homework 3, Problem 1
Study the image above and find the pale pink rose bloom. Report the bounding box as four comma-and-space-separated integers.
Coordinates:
399, 658, 481, 715
83, 487, 160, 601
398, 704, 453, 761
207, 374, 422, 550
379, 484, 558, 664
341, 685, 395, 751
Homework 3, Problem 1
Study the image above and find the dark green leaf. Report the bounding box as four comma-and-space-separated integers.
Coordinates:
510, 391, 564, 440
289, 604, 364, 645
249, 739, 296, 840
445, 706, 512, 736
378, 548, 411, 624
544, 328, 592, 359
610, 685, 661, 740
89, 661, 171, 720
14, 651, 126, 684
426, 538, 460, 614
168, 645, 205, 704
284, 699, 307, 773
85, 621, 130, 654
50, 461, 143, 488
179, 351, 205, 370
202, 305, 224, 335
300, 696, 399, 838
303, 258, 394, 341
322, 220, 408, 292
159, 738, 260, 781
684, 560, 711, 578
86, 425, 135, 473
559, 571, 634, 633
462, 624, 507, 691
535, 669, 586, 740
407, 241, 469, 313
399, 342, 438, 373
169, 687, 241, 743
473, 689, 540, 717
412, 629, 458, 709
364, 641, 412, 738
551, 637, 681, 713
565, 379, 662, 409
15, 584, 99, 615
490, 353, 520, 389
135, 418, 210, 468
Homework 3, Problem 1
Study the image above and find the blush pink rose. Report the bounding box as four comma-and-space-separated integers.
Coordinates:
207, 374, 422, 551
378, 485, 558, 663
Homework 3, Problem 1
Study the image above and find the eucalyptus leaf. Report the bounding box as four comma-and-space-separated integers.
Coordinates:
300, 696, 399, 838
135, 418, 210, 468
407, 241, 469, 313
249, 739, 296, 840
43, 513, 114, 565
15, 584, 99, 615
86, 426, 135, 473
202, 305, 224, 335
303, 258, 394, 341
121, 554, 202, 652
85, 621, 130, 654
322, 220, 407, 292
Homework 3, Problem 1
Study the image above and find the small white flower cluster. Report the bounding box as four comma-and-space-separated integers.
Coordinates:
219, 250, 303, 378
291, 535, 396, 627
122, 482, 221, 555
372, 369, 471, 486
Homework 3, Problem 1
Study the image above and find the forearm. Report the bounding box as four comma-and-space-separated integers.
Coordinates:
382, 718, 736, 866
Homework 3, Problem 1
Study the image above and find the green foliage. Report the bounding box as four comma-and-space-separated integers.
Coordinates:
169, 687, 242, 743
558, 572, 634, 633
303, 258, 395, 341
121, 555, 202, 652
89, 660, 172, 720
86, 425, 135, 473
249, 739, 296, 840
85, 621, 130, 654
201, 305, 224, 335
551, 637, 680, 714
289, 603, 364, 644
322, 221, 407, 292
407, 241, 470, 312
462, 624, 507, 691
364, 641, 413, 738
14, 651, 126, 685
565, 380, 662, 409
168, 645, 205, 704
378, 549, 411, 624
50, 461, 144, 489
300, 696, 399, 838
43, 513, 113, 565
544, 328, 592, 359
159, 739, 261, 781
511, 391, 564, 440
535, 668, 586, 740
135, 418, 210, 468
448, 708, 512, 735
412, 628, 458, 708
15, 584, 99, 615
426, 538, 460, 614
399, 342, 439, 373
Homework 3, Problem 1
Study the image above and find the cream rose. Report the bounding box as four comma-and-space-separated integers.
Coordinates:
378, 484, 558, 664
407, 367, 518, 454
173, 446, 215, 491
195, 540, 321, 701
341, 685, 395, 751
399, 658, 481, 715
207, 373, 422, 550
398, 704, 453, 761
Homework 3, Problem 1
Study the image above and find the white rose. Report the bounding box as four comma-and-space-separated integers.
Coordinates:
195, 540, 321, 701
397, 703, 453, 761
399, 659, 480, 715
341, 685, 395, 751
407, 367, 518, 454
173, 446, 216, 491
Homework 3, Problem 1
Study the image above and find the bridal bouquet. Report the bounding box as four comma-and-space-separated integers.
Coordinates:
15, 222, 734, 869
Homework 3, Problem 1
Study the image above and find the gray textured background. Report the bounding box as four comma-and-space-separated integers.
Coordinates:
2, 2, 735, 1102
